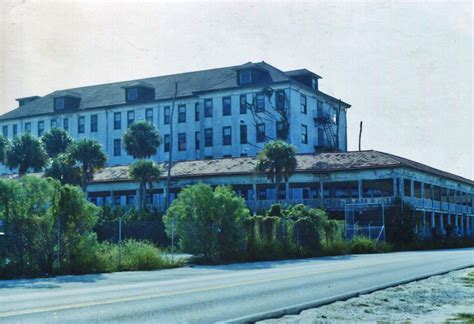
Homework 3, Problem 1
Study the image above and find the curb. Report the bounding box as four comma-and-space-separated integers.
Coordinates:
219, 264, 474, 324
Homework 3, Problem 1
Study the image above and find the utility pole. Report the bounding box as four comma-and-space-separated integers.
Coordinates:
358, 121, 363, 151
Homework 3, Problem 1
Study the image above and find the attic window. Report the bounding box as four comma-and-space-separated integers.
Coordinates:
239, 70, 252, 84
311, 78, 317, 90
127, 88, 138, 101
55, 97, 65, 110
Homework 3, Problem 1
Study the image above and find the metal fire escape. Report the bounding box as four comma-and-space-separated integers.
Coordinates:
314, 112, 337, 152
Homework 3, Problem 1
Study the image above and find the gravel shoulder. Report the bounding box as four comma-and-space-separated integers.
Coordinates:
259, 267, 474, 323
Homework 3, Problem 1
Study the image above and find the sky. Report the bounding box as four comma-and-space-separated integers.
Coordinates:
0, 0, 472, 179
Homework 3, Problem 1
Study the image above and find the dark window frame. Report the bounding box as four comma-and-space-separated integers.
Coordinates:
12, 124, 17, 137
256, 123, 265, 142
127, 88, 138, 102
114, 112, 121, 130
195, 131, 200, 150
205, 128, 213, 147
222, 126, 231, 145
300, 95, 307, 114
256, 94, 265, 112
276, 121, 285, 139
145, 108, 153, 123
164, 106, 171, 125
239, 70, 252, 84
24, 122, 31, 133
127, 110, 135, 127
91, 114, 98, 132
240, 124, 247, 144
240, 94, 247, 114
113, 139, 121, 156
78, 116, 85, 134
301, 124, 308, 144
63, 118, 69, 131
194, 102, 200, 121
178, 105, 186, 123
222, 97, 231, 116
2, 125, 7, 137
178, 133, 186, 151
164, 134, 170, 152
38, 121, 44, 137
204, 99, 213, 118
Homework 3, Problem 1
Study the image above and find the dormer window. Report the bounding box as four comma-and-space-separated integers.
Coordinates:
239, 70, 252, 84
55, 97, 65, 110
121, 81, 155, 103
16, 96, 40, 107
53, 92, 81, 111
311, 78, 317, 90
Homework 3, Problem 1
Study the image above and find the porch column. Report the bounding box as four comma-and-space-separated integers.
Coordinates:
439, 214, 444, 235
421, 184, 425, 200
431, 211, 435, 229
410, 180, 414, 198
252, 180, 257, 215
135, 189, 140, 208
430, 184, 434, 200
399, 178, 404, 198
319, 182, 324, 208
460, 215, 465, 235
448, 213, 451, 225
393, 178, 397, 197
422, 210, 427, 238
285, 182, 290, 200
455, 214, 459, 227
110, 190, 115, 207
358, 179, 363, 203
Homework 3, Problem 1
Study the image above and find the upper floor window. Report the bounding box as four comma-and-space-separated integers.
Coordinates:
300, 95, 307, 114
127, 88, 138, 102
239, 70, 252, 84
89, 115, 97, 132
178, 133, 186, 151
146, 108, 153, 124
240, 95, 247, 114
2, 126, 7, 138
222, 126, 231, 145
256, 123, 265, 142
311, 78, 317, 90
78, 116, 85, 134
63, 118, 69, 131
317, 100, 324, 117
256, 94, 265, 112
114, 112, 121, 130
204, 99, 213, 118
38, 121, 45, 137
240, 124, 247, 144
222, 97, 231, 116
205, 128, 213, 147
194, 103, 200, 121
276, 121, 286, 139
24, 122, 31, 133
113, 139, 121, 156
178, 105, 186, 123
12, 125, 17, 137
301, 124, 308, 144
50, 119, 57, 129
127, 111, 135, 127
195, 131, 200, 150
164, 134, 170, 152
54, 97, 65, 110
276, 90, 286, 111
164, 106, 170, 125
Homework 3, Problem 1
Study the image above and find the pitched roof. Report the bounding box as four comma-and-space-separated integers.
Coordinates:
0, 61, 292, 121
89, 150, 473, 186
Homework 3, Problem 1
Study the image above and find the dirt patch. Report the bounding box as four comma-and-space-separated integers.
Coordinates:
259, 268, 474, 323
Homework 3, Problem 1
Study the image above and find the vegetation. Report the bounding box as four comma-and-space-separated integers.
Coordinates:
0, 134, 8, 164
5, 133, 49, 175
163, 184, 250, 262
68, 139, 107, 190
129, 159, 162, 210
41, 128, 73, 158
256, 140, 297, 199
123, 121, 161, 159
44, 153, 82, 186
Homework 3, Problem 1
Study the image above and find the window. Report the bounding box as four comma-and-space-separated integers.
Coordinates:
276, 121, 286, 139
78, 116, 85, 133
240, 94, 247, 114
256, 123, 265, 142
113, 139, 121, 156
276, 90, 286, 111
205, 128, 213, 147
164, 134, 170, 152
178, 133, 186, 151
12, 125, 17, 137
317, 100, 324, 117
37, 121, 44, 137
239, 70, 252, 84
258, 189, 267, 200
50, 119, 57, 128
2, 126, 7, 137
256, 94, 265, 112
301, 124, 308, 144
127, 88, 138, 101
222, 126, 231, 145
194, 102, 200, 121
178, 105, 186, 123
222, 97, 231, 116
204, 99, 213, 117
195, 131, 200, 150
127, 110, 135, 127
146, 108, 153, 123
63, 118, 69, 131
318, 128, 324, 146
300, 95, 307, 114
164, 106, 170, 124
311, 78, 317, 90
24, 122, 31, 133
111, 112, 120, 130
240, 124, 247, 144
91, 115, 98, 132
54, 97, 65, 110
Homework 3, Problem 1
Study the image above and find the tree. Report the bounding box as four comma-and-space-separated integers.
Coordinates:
129, 159, 161, 210
255, 140, 297, 200
0, 135, 8, 164
44, 153, 82, 186
123, 121, 161, 159
6, 133, 48, 176
42, 128, 73, 158
68, 139, 107, 190
163, 184, 250, 262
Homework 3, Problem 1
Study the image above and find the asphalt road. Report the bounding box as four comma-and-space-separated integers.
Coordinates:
0, 249, 473, 323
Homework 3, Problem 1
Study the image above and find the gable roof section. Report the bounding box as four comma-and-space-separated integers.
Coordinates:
0, 62, 291, 121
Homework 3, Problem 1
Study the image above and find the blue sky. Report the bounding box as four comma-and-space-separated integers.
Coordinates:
0, 0, 472, 179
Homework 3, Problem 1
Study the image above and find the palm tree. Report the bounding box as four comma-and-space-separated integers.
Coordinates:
0, 135, 8, 165
129, 159, 162, 210
6, 133, 49, 176
123, 121, 161, 159
256, 140, 298, 200
68, 139, 107, 191
41, 128, 73, 158
44, 153, 82, 186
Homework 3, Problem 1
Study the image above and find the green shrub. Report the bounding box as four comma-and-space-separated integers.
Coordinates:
322, 240, 350, 256
349, 236, 393, 254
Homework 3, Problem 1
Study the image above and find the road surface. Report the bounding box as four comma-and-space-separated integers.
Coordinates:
0, 249, 473, 323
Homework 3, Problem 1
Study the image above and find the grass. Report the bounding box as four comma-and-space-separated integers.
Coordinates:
462, 272, 474, 287
447, 313, 474, 323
